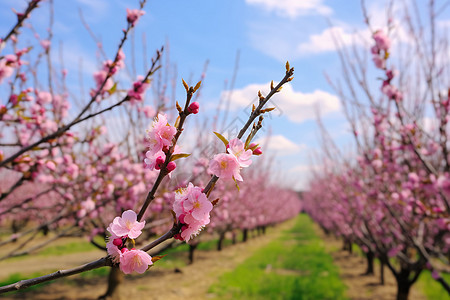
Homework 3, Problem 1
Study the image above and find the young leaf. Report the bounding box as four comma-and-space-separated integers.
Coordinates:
176, 101, 183, 113
108, 82, 118, 95
232, 177, 240, 191
151, 255, 167, 263
194, 80, 202, 92
213, 132, 229, 148
182, 78, 189, 92
174, 116, 181, 128
170, 153, 191, 161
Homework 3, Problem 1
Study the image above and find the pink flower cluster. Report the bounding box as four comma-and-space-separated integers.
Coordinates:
144, 114, 177, 172
371, 30, 403, 102
106, 210, 153, 274
172, 183, 213, 242
208, 138, 254, 181
127, 75, 150, 105
90, 49, 125, 100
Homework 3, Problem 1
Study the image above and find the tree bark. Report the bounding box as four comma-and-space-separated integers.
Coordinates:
188, 243, 197, 264
242, 229, 248, 242
380, 260, 385, 285
99, 266, 123, 300
217, 232, 225, 251
364, 250, 374, 275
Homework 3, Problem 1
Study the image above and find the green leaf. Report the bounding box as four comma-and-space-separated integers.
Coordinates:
170, 153, 191, 161
108, 82, 118, 95
213, 132, 229, 148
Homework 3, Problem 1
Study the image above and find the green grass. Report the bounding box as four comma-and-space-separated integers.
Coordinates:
38, 240, 99, 256
0, 271, 50, 294
417, 271, 450, 300
209, 214, 348, 300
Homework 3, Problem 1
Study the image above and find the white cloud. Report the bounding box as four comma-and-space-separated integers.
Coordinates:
255, 135, 305, 155
297, 26, 370, 55
221, 83, 340, 123
245, 0, 332, 18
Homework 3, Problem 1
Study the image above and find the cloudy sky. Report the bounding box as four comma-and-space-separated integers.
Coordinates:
1, 0, 449, 190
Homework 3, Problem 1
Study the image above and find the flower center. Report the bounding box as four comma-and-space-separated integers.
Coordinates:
220, 160, 228, 169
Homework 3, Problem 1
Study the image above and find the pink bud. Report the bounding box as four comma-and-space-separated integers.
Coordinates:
113, 238, 123, 247
120, 247, 129, 253
167, 161, 176, 172
155, 156, 165, 170
187, 102, 200, 114
253, 147, 263, 155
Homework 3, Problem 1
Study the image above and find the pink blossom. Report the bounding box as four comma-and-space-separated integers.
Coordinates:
227, 138, 252, 168
138, 105, 155, 118
182, 185, 213, 221
373, 30, 390, 52
372, 54, 385, 69
126, 8, 145, 27
146, 131, 164, 155
40, 39, 50, 51
108, 210, 145, 239
172, 183, 213, 242
119, 249, 152, 274
36, 91, 52, 104
0, 56, 15, 83
127, 76, 150, 104
144, 150, 165, 170
209, 153, 242, 181
152, 114, 177, 148
106, 237, 122, 263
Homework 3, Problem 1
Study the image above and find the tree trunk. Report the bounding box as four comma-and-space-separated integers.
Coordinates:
217, 232, 225, 251
99, 266, 123, 300
395, 269, 412, 300
188, 243, 197, 264
364, 250, 374, 275
242, 229, 248, 242
380, 260, 385, 285
231, 231, 236, 245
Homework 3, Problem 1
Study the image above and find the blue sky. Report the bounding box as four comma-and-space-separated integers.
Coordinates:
1, 0, 449, 190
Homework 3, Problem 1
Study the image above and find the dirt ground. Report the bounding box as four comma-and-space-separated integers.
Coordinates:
320, 233, 426, 300
0, 218, 427, 300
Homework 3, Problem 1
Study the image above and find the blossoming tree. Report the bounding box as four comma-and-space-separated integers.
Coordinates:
0, 0, 300, 297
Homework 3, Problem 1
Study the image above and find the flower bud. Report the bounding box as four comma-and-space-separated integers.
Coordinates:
113, 238, 123, 247
167, 161, 176, 172
155, 156, 165, 170
187, 102, 200, 114
253, 147, 262, 155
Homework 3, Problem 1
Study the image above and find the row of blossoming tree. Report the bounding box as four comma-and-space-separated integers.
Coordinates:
303, 1, 449, 300
0, 0, 301, 297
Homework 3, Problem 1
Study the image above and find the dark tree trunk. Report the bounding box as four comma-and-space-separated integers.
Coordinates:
217, 232, 225, 251
99, 266, 123, 300
364, 250, 374, 275
395, 268, 415, 300
342, 239, 352, 253
396, 277, 412, 300
188, 243, 197, 264
242, 229, 248, 242
262, 226, 266, 235
231, 231, 236, 245
380, 260, 385, 285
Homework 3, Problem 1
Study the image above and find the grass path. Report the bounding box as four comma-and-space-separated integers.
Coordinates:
209, 214, 347, 299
